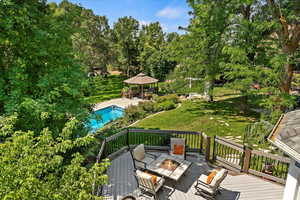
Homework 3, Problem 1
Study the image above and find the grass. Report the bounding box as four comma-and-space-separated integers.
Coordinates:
85, 75, 125, 104
134, 87, 259, 138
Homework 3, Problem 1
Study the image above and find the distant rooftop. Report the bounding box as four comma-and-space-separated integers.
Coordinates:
269, 110, 300, 162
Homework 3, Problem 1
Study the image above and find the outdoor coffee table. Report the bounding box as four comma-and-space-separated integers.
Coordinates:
147, 154, 191, 181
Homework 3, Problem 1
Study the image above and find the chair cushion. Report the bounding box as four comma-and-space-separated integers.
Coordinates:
144, 171, 158, 185
207, 171, 217, 184
136, 170, 164, 192
196, 182, 215, 194
211, 169, 226, 186
173, 144, 184, 155
133, 144, 145, 161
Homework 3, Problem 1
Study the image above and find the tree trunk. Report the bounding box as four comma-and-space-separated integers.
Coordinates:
204, 79, 214, 102
266, 0, 300, 94
280, 63, 294, 93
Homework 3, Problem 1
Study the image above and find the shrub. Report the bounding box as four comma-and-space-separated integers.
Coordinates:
138, 101, 156, 113
123, 105, 147, 123
154, 94, 179, 104
155, 100, 176, 111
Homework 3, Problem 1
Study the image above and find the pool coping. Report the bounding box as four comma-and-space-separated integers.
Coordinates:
93, 98, 143, 111
93, 105, 124, 112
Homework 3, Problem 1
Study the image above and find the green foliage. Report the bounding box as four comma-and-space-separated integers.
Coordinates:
154, 94, 179, 104
86, 75, 125, 104
0, 0, 90, 137
139, 101, 156, 113
260, 93, 297, 123
56, 1, 114, 75
169, 0, 238, 101
244, 121, 274, 149
138, 23, 177, 80
112, 17, 140, 76
123, 105, 147, 124
0, 116, 109, 199
155, 100, 176, 111
119, 95, 179, 126
136, 94, 259, 138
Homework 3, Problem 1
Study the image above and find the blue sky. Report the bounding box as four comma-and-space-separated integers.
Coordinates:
48, 0, 191, 33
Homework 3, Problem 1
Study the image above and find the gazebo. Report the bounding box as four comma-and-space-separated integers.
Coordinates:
123, 73, 158, 99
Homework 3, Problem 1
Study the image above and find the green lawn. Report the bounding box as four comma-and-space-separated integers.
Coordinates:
85, 75, 125, 104
134, 90, 259, 138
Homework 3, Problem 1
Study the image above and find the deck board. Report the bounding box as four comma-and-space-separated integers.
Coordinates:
102, 151, 284, 200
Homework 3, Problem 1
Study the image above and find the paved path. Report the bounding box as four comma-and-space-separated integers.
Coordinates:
93, 98, 143, 111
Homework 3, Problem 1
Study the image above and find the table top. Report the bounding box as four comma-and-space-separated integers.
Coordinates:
147, 154, 192, 181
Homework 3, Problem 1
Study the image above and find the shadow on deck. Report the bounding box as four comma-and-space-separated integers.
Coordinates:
102, 151, 284, 200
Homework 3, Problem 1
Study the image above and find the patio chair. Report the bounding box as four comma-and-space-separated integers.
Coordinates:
169, 138, 186, 160
130, 144, 157, 169
135, 169, 165, 200
194, 168, 228, 200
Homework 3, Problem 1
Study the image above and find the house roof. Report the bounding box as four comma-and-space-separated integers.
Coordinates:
268, 110, 300, 162
124, 73, 158, 85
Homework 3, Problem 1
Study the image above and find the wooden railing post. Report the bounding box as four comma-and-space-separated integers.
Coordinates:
126, 128, 129, 148
212, 135, 216, 161
242, 146, 252, 173
205, 135, 211, 162
200, 132, 203, 153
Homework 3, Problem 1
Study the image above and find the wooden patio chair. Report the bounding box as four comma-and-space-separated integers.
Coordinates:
134, 169, 165, 200
194, 168, 228, 200
169, 138, 186, 160
130, 144, 157, 170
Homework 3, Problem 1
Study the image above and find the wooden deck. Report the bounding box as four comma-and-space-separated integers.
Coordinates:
102, 151, 284, 200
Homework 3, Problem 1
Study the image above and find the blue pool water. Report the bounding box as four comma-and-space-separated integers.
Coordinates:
88, 106, 124, 132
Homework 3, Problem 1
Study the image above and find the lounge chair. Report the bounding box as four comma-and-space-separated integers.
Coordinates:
169, 138, 186, 160
195, 168, 228, 200
130, 144, 157, 169
135, 169, 165, 200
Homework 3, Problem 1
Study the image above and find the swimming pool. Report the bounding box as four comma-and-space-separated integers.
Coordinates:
88, 105, 124, 132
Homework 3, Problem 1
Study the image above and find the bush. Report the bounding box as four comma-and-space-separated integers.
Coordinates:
155, 100, 176, 111
154, 94, 179, 104
138, 101, 156, 113
123, 105, 147, 123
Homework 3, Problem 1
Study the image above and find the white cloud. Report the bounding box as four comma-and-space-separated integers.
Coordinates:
161, 24, 169, 32
139, 20, 150, 26
156, 7, 184, 19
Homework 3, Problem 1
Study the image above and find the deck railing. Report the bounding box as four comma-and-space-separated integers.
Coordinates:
212, 136, 290, 184
213, 136, 244, 171
99, 128, 204, 160
96, 129, 290, 185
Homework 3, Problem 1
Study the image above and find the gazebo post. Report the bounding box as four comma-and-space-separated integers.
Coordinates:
141, 84, 144, 99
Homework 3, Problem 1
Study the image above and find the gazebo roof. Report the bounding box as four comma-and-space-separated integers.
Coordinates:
124, 73, 158, 85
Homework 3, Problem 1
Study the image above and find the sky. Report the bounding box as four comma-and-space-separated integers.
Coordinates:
48, 0, 191, 33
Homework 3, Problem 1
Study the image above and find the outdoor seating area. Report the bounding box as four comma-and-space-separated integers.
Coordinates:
97, 129, 285, 200
101, 151, 284, 200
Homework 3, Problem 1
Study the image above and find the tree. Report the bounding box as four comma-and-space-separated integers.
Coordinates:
112, 17, 140, 76
222, 0, 299, 116
172, 0, 236, 101
0, 115, 109, 199
0, 0, 90, 136
57, 1, 114, 75
266, 0, 300, 93
138, 22, 177, 80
